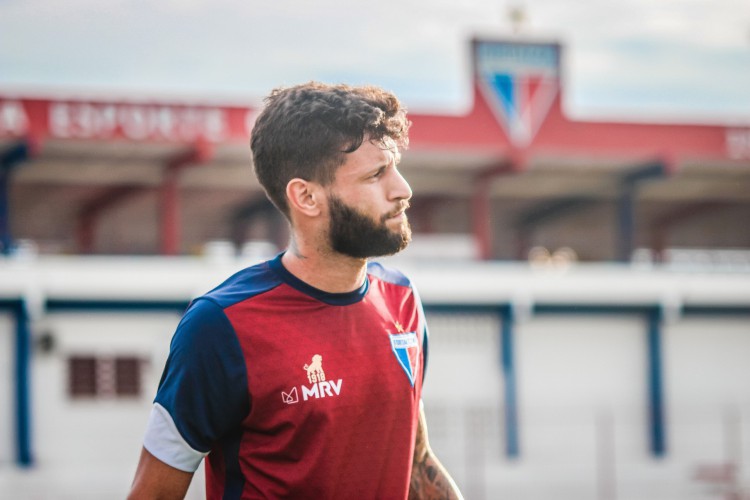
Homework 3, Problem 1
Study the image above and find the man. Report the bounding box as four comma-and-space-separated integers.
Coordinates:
128, 82, 463, 499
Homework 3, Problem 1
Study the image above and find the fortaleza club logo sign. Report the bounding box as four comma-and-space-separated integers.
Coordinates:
282, 354, 343, 404
475, 40, 561, 148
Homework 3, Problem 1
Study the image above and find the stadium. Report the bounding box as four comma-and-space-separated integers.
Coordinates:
1, 35, 750, 499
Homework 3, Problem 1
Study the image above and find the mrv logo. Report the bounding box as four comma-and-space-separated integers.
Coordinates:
281, 354, 343, 404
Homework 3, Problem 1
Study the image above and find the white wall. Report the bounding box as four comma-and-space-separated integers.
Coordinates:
9, 310, 208, 500
421, 311, 750, 500
0, 313, 13, 466
421, 310, 502, 498
507, 314, 646, 500
1, 257, 749, 499
665, 315, 750, 493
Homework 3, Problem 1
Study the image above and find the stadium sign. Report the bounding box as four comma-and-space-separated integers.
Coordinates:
726, 128, 750, 159
0, 100, 29, 136
0, 98, 258, 143
49, 102, 230, 141
474, 40, 560, 147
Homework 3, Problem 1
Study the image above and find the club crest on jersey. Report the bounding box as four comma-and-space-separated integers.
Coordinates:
390, 331, 420, 387
281, 354, 343, 405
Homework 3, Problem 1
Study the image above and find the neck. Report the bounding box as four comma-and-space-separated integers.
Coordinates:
281, 236, 368, 294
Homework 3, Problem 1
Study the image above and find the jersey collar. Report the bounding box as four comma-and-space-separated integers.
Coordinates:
268, 253, 370, 306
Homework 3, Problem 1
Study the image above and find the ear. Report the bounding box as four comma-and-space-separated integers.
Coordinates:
286, 178, 324, 217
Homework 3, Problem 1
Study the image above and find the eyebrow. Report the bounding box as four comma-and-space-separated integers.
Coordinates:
363, 146, 399, 178
367, 164, 388, 177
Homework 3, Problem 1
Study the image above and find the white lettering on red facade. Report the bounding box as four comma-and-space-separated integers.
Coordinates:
48, 102, 228, 142
245, 109, 259, 137
726, 129, 750, 160
0, 101, 29, 136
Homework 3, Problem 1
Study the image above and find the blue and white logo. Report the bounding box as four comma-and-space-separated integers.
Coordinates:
475, 41, 560, 147
390, 332, 420, 387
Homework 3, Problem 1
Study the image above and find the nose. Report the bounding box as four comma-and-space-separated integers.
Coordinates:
389, 168, 412, 202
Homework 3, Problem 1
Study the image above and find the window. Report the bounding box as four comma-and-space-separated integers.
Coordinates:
69, 356, 97, 397
115, 357, 141, 396
68, 355, 143, 399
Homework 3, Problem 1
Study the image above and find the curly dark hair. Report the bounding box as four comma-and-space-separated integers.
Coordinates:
250, 82, 411, 218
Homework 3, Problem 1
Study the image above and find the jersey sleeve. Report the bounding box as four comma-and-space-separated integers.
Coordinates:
422, 321, 429, 383
143, 298, 250, 472
411, 280, 429, 383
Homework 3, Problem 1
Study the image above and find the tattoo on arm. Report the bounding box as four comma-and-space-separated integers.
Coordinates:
409, 405, 463, 500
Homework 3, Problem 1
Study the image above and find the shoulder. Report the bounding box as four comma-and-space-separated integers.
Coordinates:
367, 261, 413, 289
201, 258, 284, 310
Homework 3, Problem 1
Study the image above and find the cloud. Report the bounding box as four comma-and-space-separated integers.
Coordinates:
0, 0, 748, 119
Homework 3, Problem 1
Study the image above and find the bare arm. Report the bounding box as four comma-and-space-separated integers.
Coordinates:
409, 402, 464, 500
128, 447, 194, 500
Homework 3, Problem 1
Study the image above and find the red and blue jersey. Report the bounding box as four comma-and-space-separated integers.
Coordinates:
143, 253, 428, 499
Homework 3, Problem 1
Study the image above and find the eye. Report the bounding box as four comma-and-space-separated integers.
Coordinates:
370, 167, 386, 179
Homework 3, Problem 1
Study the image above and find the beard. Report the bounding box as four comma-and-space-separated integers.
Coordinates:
328, 195, 412, 259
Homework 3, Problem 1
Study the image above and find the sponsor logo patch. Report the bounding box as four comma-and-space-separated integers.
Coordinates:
282, 354, 343, 405
281, 387, 298, 404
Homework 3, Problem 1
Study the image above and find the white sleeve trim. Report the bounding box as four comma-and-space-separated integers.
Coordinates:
143, 402, 208, 473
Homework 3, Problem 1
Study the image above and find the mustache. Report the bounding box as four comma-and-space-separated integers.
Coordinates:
381, 201, 411, 223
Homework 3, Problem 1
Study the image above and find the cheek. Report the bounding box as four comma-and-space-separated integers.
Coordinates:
334, 183, 393, 220
347, 187, 385, 211
366, 196, 390, 218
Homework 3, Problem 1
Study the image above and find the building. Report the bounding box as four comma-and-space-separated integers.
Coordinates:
1, 38, 749, 499
1, 38, 748, 261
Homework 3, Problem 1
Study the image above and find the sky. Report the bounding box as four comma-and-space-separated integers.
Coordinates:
1, 0, 749, 123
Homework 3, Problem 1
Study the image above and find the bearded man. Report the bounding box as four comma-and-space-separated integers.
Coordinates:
128, 82, 463, 500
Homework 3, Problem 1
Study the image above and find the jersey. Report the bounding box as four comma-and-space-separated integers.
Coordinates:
142, 253, 428, 499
